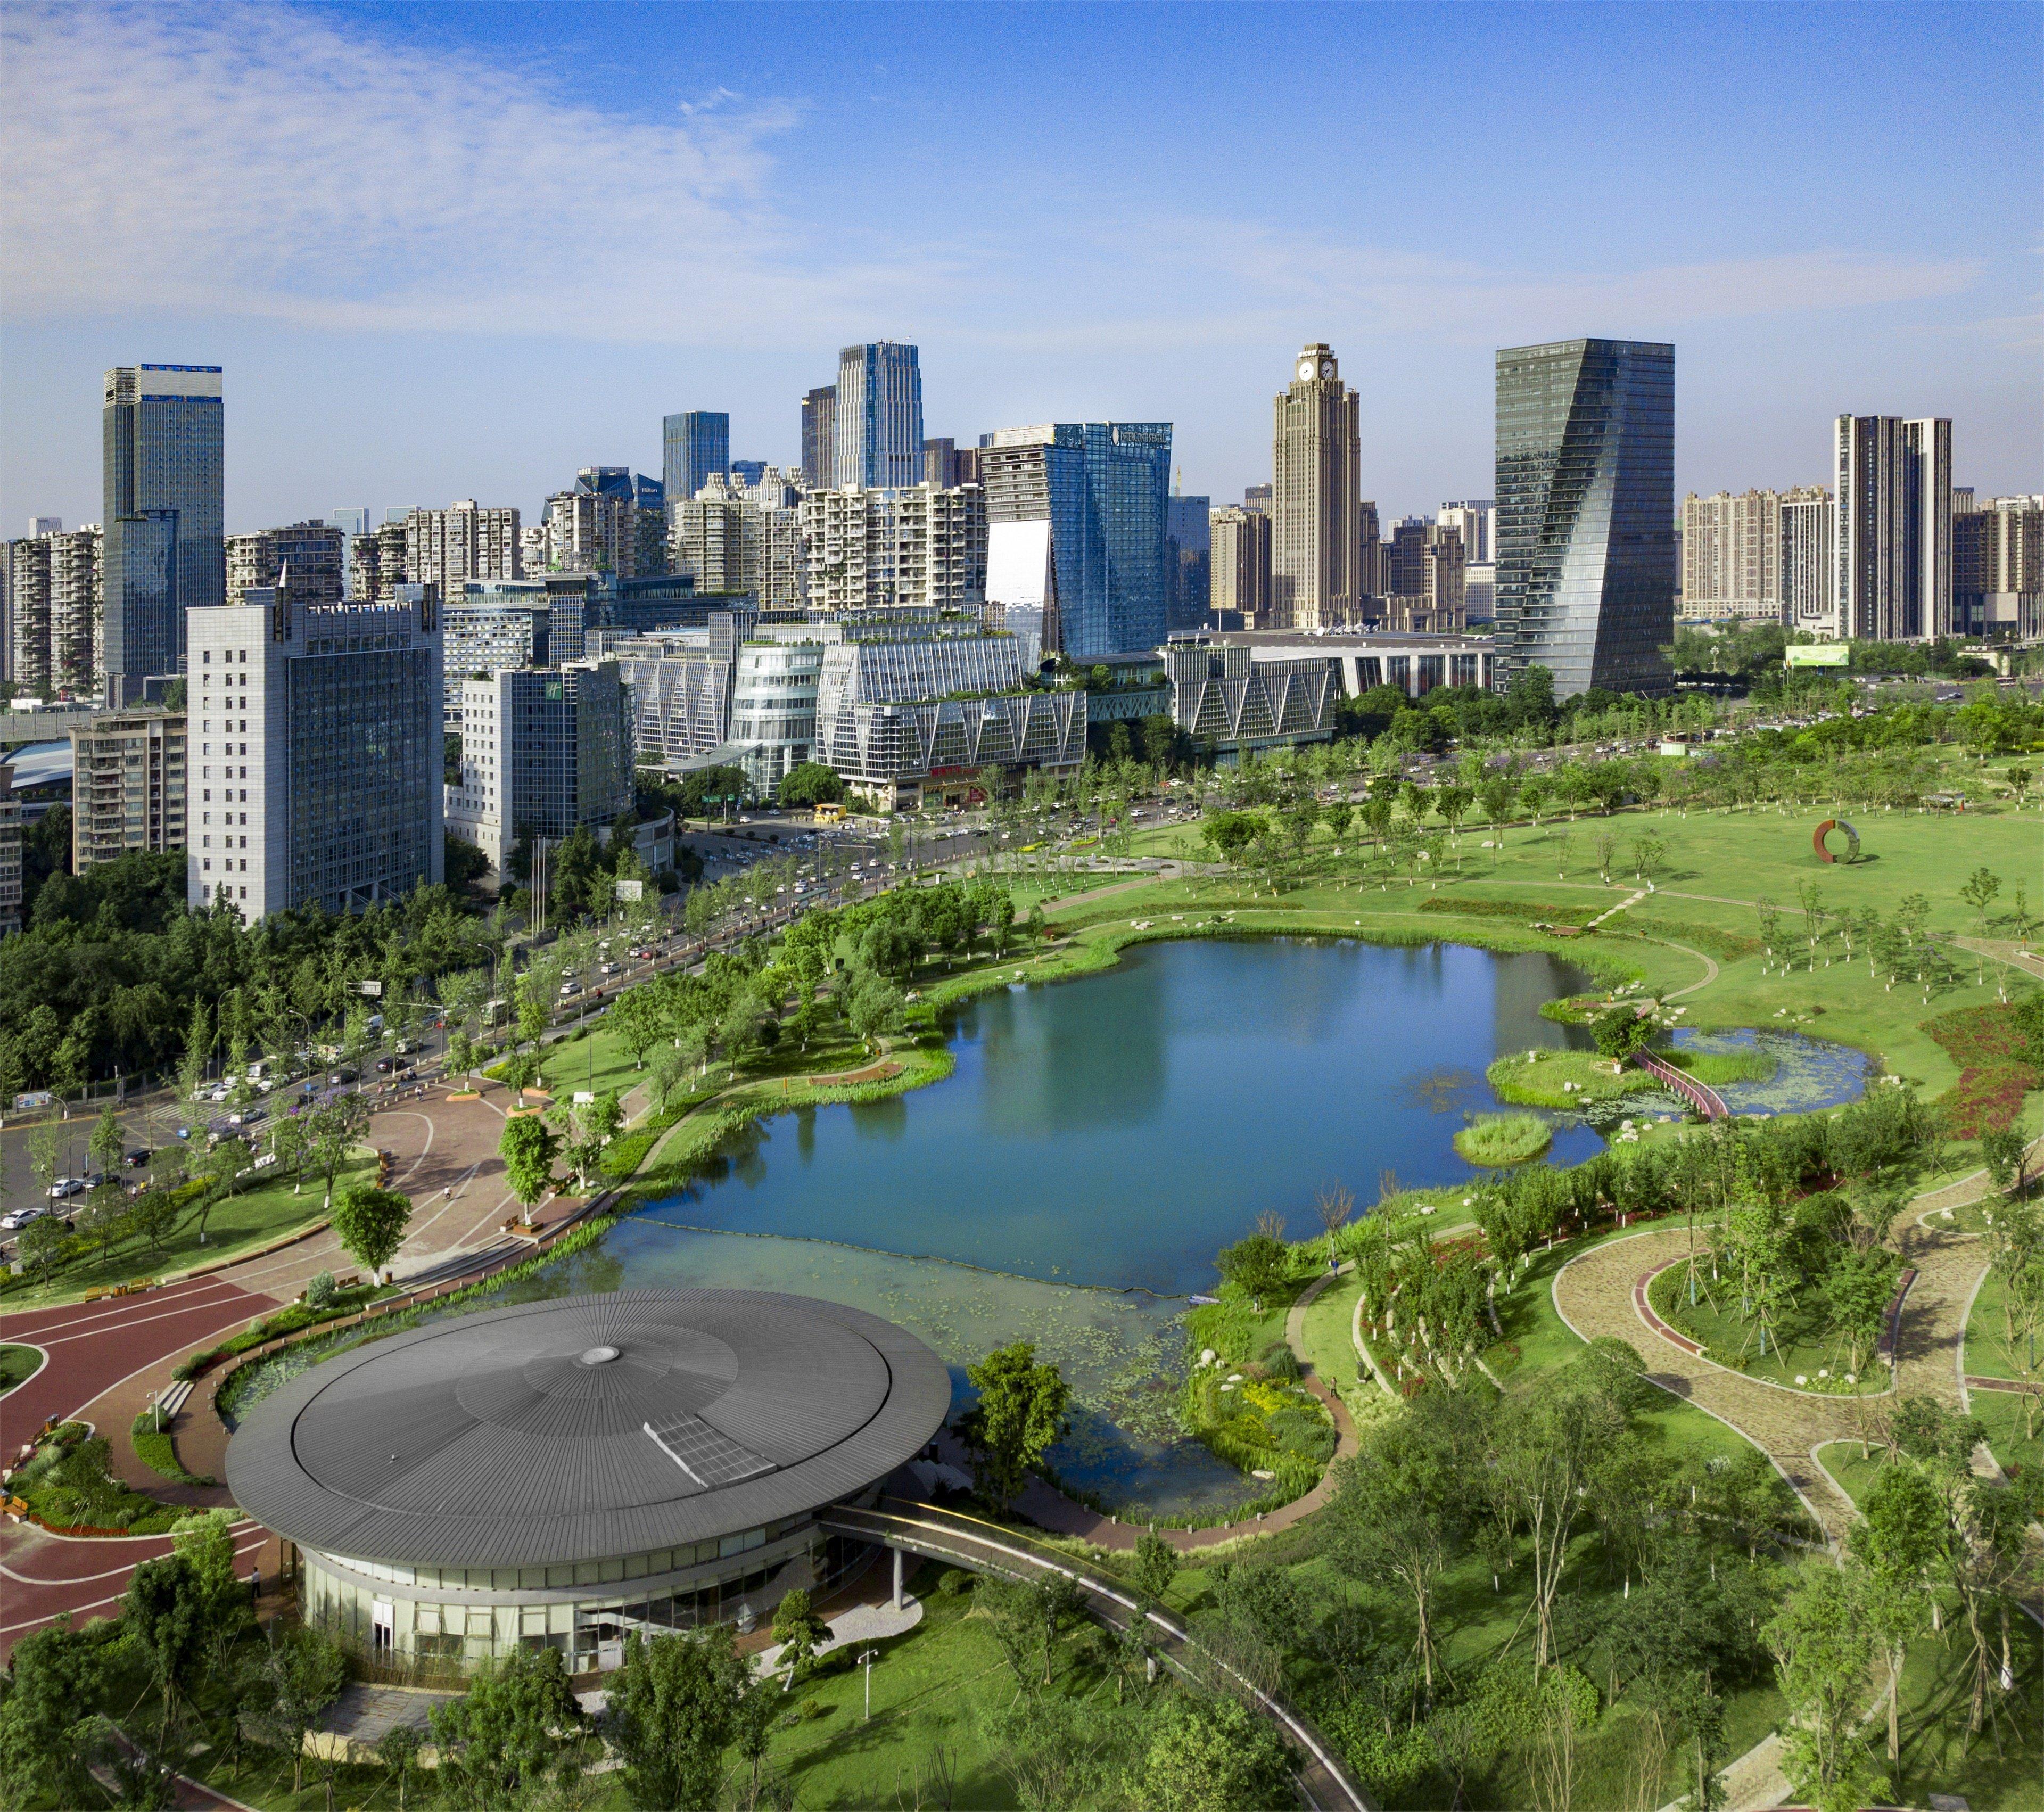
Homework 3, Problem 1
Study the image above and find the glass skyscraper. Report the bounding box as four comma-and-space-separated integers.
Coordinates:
1494, 339, 1674, 697
102, 364, 224, 704
662, 411, 729, 505
983, 423, 1172, 660
834, 343, 924, 490
1165, 493, 1211, 632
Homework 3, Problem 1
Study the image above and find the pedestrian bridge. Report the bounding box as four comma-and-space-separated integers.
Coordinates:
817, 1496, 1373, 1812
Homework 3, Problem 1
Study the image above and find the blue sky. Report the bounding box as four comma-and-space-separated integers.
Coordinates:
2, 1, 2037, 533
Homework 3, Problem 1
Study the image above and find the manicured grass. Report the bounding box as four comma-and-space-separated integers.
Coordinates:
1647, 1262, 1884, 1396
1969, 1386, 2044, 1481
128, 1409, 215, 1488
1662, 1045, 1779, 1085
0, 1343, 42, 1395
1813, 1438, 1889, 1511
1453, 1111, 1553, 1165
0, 1150, 375, 1309
1962, 1265, 2044, 1385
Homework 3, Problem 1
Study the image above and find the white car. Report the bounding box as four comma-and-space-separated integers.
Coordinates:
47, 1176, 88, 1199
598, 962, 620, 976
1, 1205, 46, 1230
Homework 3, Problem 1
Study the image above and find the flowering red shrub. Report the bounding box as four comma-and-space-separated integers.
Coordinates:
1924, 1003, 2040, 1136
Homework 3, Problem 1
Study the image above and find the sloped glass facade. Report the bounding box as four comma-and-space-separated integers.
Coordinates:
1495, 340, 1674, 697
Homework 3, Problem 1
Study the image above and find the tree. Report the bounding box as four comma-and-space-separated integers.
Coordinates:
331, 1181, 412, 1281
427, 1643, 588, 1810
19, 1213, 69, 1286
302, 1093, 369, 1209
776, 761, 845, 808
1132, 1529, 1180, 1606
845, 970, 903, 1053
173, 1508, 256, 1681
499, 1114, 558, 1226
1133, 1693, 1294, 1812
1764, 1563, 1881, 1812
122, 1553, 210, 1744
26, 1121, 60, 1201
1851, 1464, 1942, 1779
1959, 866, 2001, 932
190, 1134, 250, 1247
377, 1724, 427, 1812
1215, 1229, 1291, 1312
0, 1617, 111, 1809
1590, 1005, 1651, 1063
770, 1587, 832, 1685
88, 1103, 125, 1176
607, 986, 665, 1071
957, 1342, 1073, 1514
1980, 1123, 2027, 1198
606, 1627, 748, 1812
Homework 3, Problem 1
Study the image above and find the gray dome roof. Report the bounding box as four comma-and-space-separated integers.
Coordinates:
227, 1290, 951, 1568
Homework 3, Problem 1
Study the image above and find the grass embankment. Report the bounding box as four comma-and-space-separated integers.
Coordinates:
1646, 1262, 1885, 1397
0, 1344, 42, 1394
1487, 1047, 1659, 1108
0, 1150, 375, 1310
1178, 1280, 1337, 1514
128, 1410, 214, 1488
1453, 1113, 1553, 1165
1960, 1266, 2044, 1478
8, 1422, 187, 1534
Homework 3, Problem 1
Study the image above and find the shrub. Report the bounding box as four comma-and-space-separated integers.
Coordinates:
1454, 1113, 1553, 1166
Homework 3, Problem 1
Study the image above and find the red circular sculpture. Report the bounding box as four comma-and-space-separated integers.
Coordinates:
1812, 819, 1860, 864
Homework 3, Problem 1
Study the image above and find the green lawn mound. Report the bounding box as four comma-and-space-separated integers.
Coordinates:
1486, 1047, 1656, 1107
0, 1344, 42, 1395
1454, 1113, 1553, 1165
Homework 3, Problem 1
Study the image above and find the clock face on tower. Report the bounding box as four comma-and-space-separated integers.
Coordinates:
1320, 360, 1336, 379
1298, 360, 1316, 382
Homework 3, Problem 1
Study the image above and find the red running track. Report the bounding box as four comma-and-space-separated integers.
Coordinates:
1, 1276, 269, 1457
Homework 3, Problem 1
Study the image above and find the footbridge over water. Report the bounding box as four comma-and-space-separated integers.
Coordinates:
818, 1497, 1374, 1812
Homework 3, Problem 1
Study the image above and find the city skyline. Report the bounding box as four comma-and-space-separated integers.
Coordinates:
3, 3, 2037, 533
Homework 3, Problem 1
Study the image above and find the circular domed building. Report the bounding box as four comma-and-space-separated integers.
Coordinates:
227, 1289, 951, 1676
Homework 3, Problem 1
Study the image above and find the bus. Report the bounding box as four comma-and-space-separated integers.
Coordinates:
812, 801, 846, 823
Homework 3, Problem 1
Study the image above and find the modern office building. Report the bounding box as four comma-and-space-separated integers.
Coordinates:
1355, 500, 1387, 599
226, 1290, 950, 1677
1834, 415, 1953, 640
801, 386, 836, 490
1209, 506, 1272, 627
1165, 495, 1211, 633
1242, 483, 1273, 516
1386, 517, 1467, 629
594, 612, 756, 772
443, 590, 553, 726
980, 422, 1172, 660
2, 526, 101, 697
444, 661, 632, 877
663, 413, 730, 508
185, 580, 443, 918
69, 707, 186, 869
730, 460, 768, 488
1272, 343, 1363, 629
1954, 496, 2044, 639
102, 364, 224, 704
329, 510, 373, 598
227, 521, 345, 609
1494, 337, 1675, 696
800, 483, 986, 614
729, 627, 830, 796
921, 439, 979, 490
834, 343, 924, 490
27, 517, 62, 538
1161, 638, 1338, 759
813, 608, 1087, 810
406, 503, 522, 593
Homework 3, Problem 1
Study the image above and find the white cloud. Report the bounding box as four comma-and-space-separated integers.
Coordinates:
0, 3, 1990, 361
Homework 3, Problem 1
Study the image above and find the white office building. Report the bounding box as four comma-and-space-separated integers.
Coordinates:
186, 582, 443, 919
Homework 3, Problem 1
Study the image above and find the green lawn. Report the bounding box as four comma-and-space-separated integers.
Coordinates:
0, 1342, 44, 1394
0, 1150, 374, 1309
1647, 1263, 1884, 1396
1963, 1267, 2042, 1384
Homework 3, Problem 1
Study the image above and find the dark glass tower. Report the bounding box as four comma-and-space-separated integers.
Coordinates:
801, 386, 836, 489
102, 363, 223, 704
662, 411, 729, 505
834, 343, 924, 490
1494, 339, 1674, 697
1165, 493, 1211, 632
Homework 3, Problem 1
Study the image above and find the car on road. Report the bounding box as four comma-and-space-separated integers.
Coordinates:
47, 1176, 89, 1199
375, 1057, 396, 1073
598, 961, 620, 975
124, 1148, 151, 1168
330, 1068, 358, 1084
559, 981, 583, 997
1, 1204, 47, 1230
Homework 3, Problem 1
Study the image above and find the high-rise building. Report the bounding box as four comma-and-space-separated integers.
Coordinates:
834, 343, 924, 490
1495, 337, 1675, 696
663, 413, 729, 507
730, 459, 768, 488
1165, 495, 1211, 632
1782, 487, 1836, 635
1437, 501, 1495, 566
921, 439, 978, 489
28, 517, 62, 537
0, 761, 20, 933
800, 483, 986, 614
1834, 416, 1953, 640
443, 590, 552, 726
1386, 518, 1467, 629
185, 578, 442, 917
3, 527, 101, 697
1242, 484, 1273, 516
672, 469, 808, 611
444, 661, 632, 877
981, 423, 1171, 660
1355, 501, 1386, 599
801, 386, 837, 490
102, 363, 223, 704
227, 521, 345, 608
1209, 506, 1272, 625
1679, 490, 1786, 621
1954, 496, 2044, 638
573, 468, 666, 576
1271, 344, 1362, 630
406, 502, 522, 592
70, 706, 187, 869
351, 521, 411, 604
328, 510, 372, 598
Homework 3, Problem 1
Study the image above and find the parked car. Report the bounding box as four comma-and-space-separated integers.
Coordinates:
598, 961, 620, 976
330, 1068, 358, 1084
48, 1177, 88, 1199
124, 1148, 151, 1168
559, 981, 583, 998
374, 1057, 395, 1074
0, 1204, 47, 1231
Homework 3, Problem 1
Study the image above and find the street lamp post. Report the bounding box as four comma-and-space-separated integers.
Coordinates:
857, 1649, 879, 1721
